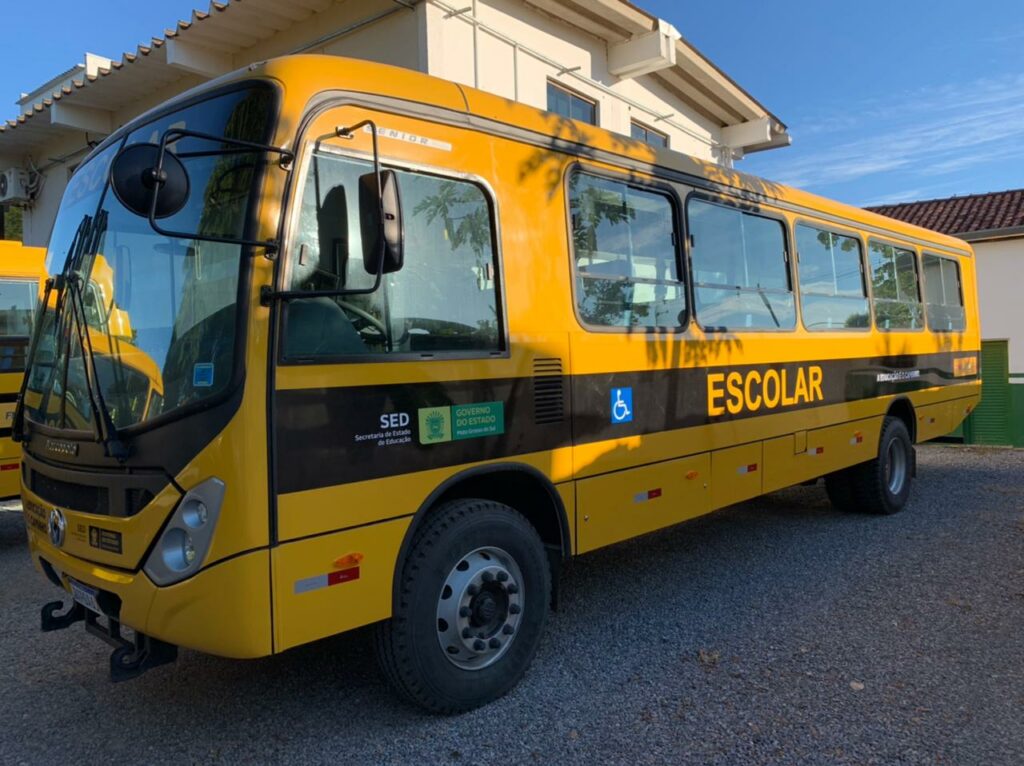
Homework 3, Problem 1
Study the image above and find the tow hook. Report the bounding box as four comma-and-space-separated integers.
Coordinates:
39, 599, 178, 681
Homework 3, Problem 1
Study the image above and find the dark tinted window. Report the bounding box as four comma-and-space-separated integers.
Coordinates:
630, 122, 668, 148
795, 225, 869, 330
688, 199, 795, 330
869, 241, 923, 329
569, 173, 684, 328
547, 82, 597, 125
922, 254, 966, 331
0, 278, 37, 372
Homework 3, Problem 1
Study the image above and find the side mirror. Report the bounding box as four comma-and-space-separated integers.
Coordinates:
359, 169, 404, 276
110, 143, 190, 219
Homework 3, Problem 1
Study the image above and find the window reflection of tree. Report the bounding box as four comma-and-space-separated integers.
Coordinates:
412, 180, 499, 343
161, 89, 272, 411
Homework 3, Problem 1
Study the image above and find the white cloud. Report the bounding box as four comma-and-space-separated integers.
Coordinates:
747, 73, 1024, 193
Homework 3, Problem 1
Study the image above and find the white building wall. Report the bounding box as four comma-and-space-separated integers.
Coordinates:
973, 238, 1024, 375
424, 0, 721, 160
10, 0, 731, 246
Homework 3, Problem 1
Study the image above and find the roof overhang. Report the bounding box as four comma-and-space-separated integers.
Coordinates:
0, 0, 787, 161
960, 226, 1024, 243
523, 0, 786, 142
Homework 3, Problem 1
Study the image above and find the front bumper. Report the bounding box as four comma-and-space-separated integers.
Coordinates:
26, 521, 272, 661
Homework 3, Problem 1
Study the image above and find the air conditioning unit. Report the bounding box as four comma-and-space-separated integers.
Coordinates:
0, 168, 30, 205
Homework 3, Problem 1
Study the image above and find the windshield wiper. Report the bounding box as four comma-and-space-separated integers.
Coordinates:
11, 276, 57, 443
64, 272, 129, 460
12, 214, 92, 443
14, 211, 129, 459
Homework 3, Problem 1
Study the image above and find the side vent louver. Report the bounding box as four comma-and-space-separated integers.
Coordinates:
533, 358, 565, 425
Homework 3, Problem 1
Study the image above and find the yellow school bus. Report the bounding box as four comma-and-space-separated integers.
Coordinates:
17, 56, 980, 711
0, 240, 45, 498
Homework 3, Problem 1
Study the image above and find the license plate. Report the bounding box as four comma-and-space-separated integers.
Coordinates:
69, 578, 101, 615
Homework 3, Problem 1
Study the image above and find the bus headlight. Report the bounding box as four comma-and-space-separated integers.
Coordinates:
144, 478, 225, 586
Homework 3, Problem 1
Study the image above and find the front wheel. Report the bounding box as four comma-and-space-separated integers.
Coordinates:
375, 499, 551, 713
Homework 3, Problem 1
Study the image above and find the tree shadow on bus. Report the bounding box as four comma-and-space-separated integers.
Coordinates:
510, 107, 787, 203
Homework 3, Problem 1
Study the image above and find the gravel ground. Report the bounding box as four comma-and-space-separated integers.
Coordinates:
1, 444, 1022, 765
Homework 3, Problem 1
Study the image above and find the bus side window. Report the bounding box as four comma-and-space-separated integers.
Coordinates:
568, 171, 685, 329
0, 278, 39, 372
868, 241, 924, 330
922, 254, 966, 332
795, 224, 870, 331
283, 151, 503, 359
687, 198, 796, 331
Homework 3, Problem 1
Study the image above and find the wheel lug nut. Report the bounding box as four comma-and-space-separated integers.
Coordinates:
506, 584, 519, 595
473, 639, 486, 651
481, 571, 494, 583
496, 571, 509, 582
462, 627, 472, 639
459, 606, 471, 617
489, 638, 501, 649
509, 603, 521, 615
503, 624, 515, 635
467, 584, 479, 596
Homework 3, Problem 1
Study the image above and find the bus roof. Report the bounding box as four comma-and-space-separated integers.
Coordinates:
127, 54, 975, 257
0, 240, 46, 279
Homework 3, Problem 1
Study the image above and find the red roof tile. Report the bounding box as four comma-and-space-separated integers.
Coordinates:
866, 189, 1024, 236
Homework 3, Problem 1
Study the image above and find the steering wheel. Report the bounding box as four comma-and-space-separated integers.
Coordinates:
337, 299, 388, 338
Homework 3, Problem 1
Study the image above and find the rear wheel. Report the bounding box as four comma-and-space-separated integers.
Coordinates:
831, 416, 914, 515
375, 499, 550, 713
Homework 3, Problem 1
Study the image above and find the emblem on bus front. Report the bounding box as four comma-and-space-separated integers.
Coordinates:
45, 438, 79, 457
48, 508, 66, 548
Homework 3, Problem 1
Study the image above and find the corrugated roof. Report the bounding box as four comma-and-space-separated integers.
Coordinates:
0, 0, 327, 152
866, 189, 1024, 238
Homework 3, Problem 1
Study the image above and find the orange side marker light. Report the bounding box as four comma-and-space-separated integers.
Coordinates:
333, 552, 364, 569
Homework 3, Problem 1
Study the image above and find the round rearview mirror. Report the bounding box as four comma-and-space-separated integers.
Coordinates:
110, 143, 190, 219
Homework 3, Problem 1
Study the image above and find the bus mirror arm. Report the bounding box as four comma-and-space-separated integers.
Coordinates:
109, 128, 294, 254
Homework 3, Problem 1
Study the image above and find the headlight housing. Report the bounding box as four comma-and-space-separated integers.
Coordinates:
144, 477, 225, 586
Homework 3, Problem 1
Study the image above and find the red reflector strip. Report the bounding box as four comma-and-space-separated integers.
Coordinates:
327, 567, 360, 586
737, 463, 758, 474
294, 567, 360, 594
811, 446, 825, 455
0, 463, 18, 471
648, 488, 662, 500
634, 489, 662, 503
849, 433, 864, 445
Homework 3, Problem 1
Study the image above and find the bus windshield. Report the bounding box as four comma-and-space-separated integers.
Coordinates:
24, 84, 274, 433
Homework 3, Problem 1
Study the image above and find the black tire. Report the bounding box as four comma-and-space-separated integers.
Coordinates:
824, 469, 857, 512
844, 416, 914, 515
375, 498, 551, 713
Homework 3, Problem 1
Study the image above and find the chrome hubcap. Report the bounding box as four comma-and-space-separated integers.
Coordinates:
436, 546, 524, 670
885, 439, 907, 495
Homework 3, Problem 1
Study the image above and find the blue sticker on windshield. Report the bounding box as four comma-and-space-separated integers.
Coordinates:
193, 363, 215, 388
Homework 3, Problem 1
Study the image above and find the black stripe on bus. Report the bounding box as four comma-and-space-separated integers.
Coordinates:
273, 351, 976, 494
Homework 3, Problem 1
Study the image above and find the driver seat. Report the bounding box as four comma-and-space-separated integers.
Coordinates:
285, 184, 368, 358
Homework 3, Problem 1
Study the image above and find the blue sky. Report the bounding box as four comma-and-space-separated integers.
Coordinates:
3, 1, 1023, 207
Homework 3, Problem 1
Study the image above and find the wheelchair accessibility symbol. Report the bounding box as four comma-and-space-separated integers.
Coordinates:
610, 387, 633, 424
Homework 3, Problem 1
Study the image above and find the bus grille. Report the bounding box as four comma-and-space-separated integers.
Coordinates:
533, 358, 565, 424
30, 473, 109, 516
